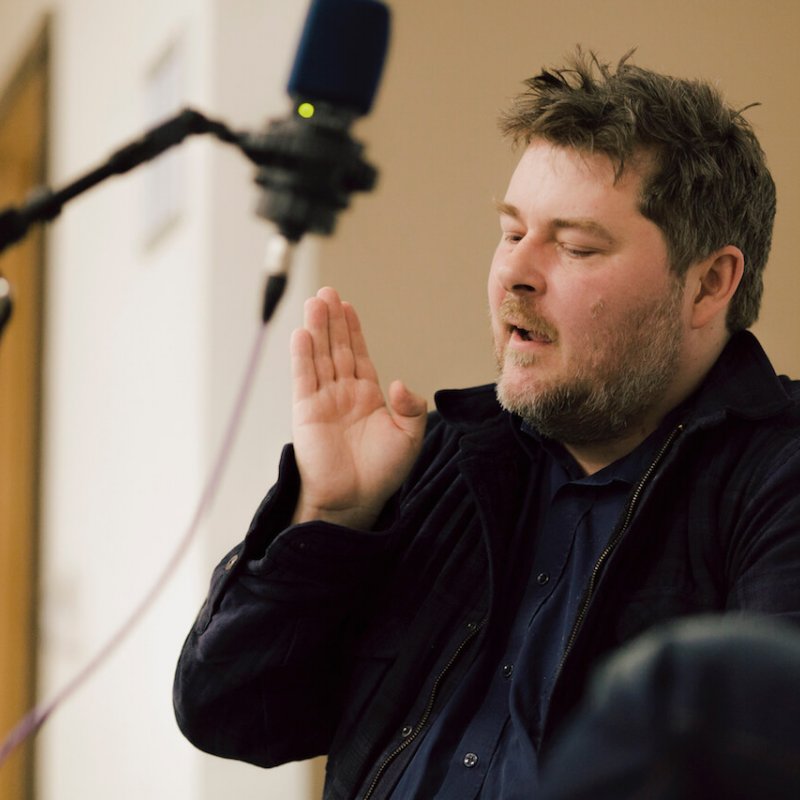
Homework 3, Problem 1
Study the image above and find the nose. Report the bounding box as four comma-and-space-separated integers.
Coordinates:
491, 235, 545, 295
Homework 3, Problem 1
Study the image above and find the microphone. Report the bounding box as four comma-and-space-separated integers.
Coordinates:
287, 0, 390, 118
242, 0, 391, 244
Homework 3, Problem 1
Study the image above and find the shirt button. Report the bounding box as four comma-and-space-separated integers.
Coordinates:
536, 572, 550, 585
463, 752, 479, 768
502, 663, 514, 679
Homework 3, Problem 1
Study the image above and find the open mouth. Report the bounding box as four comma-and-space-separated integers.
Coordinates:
510, 325, 551, 344
513, 326, 533, 341
511, 325, 533, 342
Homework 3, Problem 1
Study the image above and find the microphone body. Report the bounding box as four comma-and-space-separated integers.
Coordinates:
287, 0, 390, 117
244, 0, 391, 243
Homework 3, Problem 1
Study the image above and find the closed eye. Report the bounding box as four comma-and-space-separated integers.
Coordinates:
558, 243, 599, 258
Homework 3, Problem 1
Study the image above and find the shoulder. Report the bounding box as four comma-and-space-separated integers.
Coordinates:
399, 384, 520, 490
428, 383, 504, 431
418, 383, 515, 454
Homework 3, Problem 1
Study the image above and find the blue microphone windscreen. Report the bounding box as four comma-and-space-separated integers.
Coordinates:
287, 0, 391, 116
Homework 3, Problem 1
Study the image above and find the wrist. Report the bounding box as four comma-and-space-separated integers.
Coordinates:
291, 497, 381, 531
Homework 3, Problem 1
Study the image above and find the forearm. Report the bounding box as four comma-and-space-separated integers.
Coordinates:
174, 445, 401, 765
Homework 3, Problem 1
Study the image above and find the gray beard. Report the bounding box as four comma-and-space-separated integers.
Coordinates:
495, 356, 677, 445
494, 286, 684, 446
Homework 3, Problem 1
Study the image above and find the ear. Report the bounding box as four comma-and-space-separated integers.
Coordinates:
687, 246, 744, 330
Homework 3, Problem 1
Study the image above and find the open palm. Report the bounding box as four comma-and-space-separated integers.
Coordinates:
290, 288, 427, 530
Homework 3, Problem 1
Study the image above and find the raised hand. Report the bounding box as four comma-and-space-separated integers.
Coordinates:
290, 287, 428, 530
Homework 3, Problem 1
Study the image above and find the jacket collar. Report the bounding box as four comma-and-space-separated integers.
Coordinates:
434, 383, 505, 431
688, 330, 794, 428
433, 331, 794, 434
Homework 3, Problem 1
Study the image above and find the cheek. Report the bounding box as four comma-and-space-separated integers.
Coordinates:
551, 287, 609, 333
566, 295, 621, 358
581, 298, 627, 347
487, 271, 504, 318
590, 298, 607, 320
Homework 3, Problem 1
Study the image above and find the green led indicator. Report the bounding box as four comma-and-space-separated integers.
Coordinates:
297, 102, 315, 119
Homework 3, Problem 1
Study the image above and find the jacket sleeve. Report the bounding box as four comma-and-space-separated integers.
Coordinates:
172, 444, 402, 767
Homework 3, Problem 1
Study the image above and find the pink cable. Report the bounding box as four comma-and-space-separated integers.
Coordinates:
0, 320, 270, 767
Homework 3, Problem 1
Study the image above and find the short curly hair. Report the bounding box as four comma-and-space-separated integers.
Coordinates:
500, 49, 776, 332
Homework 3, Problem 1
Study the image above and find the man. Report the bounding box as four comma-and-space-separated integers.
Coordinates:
173, 51, 800, 799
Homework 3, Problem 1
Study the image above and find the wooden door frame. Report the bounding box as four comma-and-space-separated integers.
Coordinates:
0, 17, 49, 800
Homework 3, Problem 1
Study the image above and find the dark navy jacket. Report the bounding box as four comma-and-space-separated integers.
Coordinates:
174, 331, 800, 799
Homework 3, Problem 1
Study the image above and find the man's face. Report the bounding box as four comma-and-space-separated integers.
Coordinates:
489, 140, 688, 445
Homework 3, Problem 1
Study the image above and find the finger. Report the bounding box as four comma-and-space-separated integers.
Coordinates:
317, 286, 355, 379
343, 301, 379, 383
290, 328, 318, 401
388, 380, 428, 439
304, 295, 334, 384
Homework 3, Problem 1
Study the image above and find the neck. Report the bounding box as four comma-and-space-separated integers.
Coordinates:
563, 420, 670, 476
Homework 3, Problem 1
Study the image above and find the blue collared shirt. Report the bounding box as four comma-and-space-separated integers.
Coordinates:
389, 418, 669, 798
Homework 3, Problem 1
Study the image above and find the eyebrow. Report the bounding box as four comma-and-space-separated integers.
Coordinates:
494, 200, 617, 245
494, 200, 521, 219
552, 218, 617, 245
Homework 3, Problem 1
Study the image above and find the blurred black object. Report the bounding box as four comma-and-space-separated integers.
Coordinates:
539, 614, 800, 800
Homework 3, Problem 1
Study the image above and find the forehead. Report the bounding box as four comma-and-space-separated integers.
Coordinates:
504, 140, 654, 219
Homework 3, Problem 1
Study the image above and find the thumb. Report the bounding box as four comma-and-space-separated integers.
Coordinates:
387, 380, 428, 439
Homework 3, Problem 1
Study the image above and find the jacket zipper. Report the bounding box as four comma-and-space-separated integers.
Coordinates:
555, 422, 685, 678
361, 618, 486, 800
361, 423, 682, 796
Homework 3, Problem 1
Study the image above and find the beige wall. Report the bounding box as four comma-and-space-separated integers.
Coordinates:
323, 0, 800, 404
